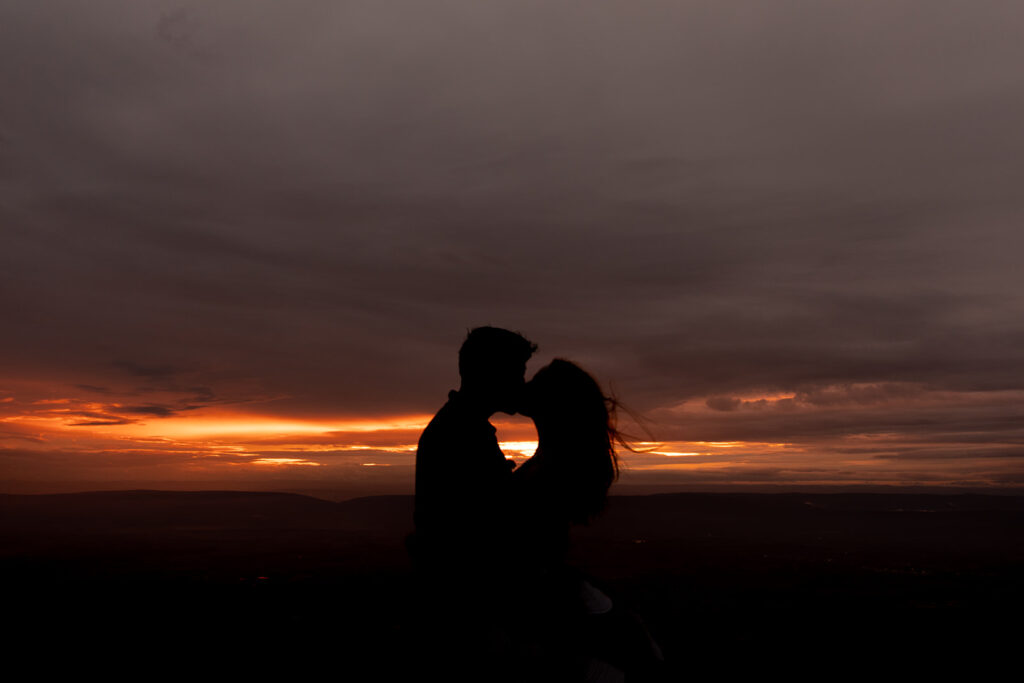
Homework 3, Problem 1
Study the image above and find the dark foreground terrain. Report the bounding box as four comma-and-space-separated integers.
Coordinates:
3, 490, 1022, 679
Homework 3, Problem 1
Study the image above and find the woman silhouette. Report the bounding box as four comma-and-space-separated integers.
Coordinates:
507, 359, 663, 680
513, 358, 621, 576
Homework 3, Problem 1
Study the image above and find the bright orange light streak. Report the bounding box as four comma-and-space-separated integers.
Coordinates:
247, 458, 322, 467
499, 441, 538, 457
735, 392, 796, 401
126, 415, 432, 438
645, 462, 734, 470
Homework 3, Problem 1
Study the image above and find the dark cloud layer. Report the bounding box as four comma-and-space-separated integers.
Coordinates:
2, 2, 1023, 487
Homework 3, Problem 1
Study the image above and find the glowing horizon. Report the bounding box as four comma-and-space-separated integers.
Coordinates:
3, 381, 1023, 494
5, 3, 1024, 498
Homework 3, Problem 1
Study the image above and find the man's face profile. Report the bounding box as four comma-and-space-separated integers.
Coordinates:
487, 360, 527, 415
457, 326, 536, 415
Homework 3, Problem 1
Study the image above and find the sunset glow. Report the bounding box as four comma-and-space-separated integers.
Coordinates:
499, 441, 540, 458
6, 377, 1020, 495
247, 458, 322, 467
127, 415, 433, 438
3, 375, 1024, 494
4, 1, 1024, 499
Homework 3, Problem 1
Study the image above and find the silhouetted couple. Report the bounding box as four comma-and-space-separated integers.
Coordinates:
409, 327, 662, 681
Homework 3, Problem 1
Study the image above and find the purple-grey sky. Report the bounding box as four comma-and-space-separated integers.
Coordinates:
2, 1, 1023, 495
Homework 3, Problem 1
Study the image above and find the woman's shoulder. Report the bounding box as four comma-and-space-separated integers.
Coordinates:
512, 457, 572, 513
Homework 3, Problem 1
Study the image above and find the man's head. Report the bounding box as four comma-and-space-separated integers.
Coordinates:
458, 327, 537, 415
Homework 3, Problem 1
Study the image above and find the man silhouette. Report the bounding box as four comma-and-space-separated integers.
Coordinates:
411, 326, 537, 578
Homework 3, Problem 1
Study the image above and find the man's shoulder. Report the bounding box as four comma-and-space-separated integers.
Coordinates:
419, 396, 461, 440
424, 392, 493, 431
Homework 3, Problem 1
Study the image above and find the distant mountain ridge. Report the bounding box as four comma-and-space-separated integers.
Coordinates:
3, 489, 1022, 536
0, 489, 415, 533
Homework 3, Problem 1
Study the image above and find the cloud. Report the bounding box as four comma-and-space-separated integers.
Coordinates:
112, 361, 185, 380
2, 1, 1024, 490
647, 387, 1024, 448
874, 448, 1024, 461
706, 396, 742, 412
118, 404, 185, 417
67, 419, 137, 427
75, 384, 115, 394
706, 383, 929, 413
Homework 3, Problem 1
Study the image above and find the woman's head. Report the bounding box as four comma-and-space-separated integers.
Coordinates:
523, 359, 623, 523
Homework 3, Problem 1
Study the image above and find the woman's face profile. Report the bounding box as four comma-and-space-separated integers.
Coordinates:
521, 366, 558, 422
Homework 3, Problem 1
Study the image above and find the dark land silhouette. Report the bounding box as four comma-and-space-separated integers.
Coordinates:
3, 489, 1022, 678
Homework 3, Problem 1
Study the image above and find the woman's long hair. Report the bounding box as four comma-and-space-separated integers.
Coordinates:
528, 359, 628, 524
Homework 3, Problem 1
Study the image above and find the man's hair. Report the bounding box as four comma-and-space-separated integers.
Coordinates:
458, 327, 537, 378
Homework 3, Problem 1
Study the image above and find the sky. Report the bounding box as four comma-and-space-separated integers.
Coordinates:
2, 1, 1023, 497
